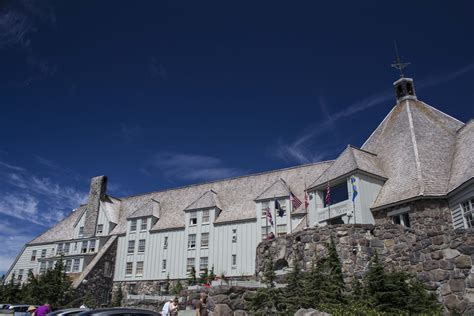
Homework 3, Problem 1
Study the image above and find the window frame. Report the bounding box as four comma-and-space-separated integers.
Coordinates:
78, 226, 84, 237
41, 249, 46, 258
140, 219, 148, 231
202, 210, 210, 224
200, 233, 209, 248
31, 250, 37, 261
189, 211, 198, 226
72, 259, 80, 272
135, 261, 144, 276
125, 262, 133, 276
186, 258, 195, 272
391, 212, 411, 227
130, 219, 137, 232
89, 240, 96, 252
163, 236, 168, 249
231, 254, 237, 268
81, 241, 88, 254
461, 199, 474, 228
188, 234, 196, 249
128, 240, 135, 254
65, 259, 72, 272
162, 259, 167, 272
97, 224, 104, 234
200, 257, 208, 271
138, 239, 146, 253
232, 229, 237, 243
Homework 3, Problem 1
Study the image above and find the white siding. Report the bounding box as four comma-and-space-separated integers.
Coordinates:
96, 208, 110, 236
355, 173, 384, 224
73, 211, 86, 239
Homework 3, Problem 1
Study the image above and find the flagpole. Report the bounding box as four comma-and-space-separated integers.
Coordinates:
327, 181, 331, 221
305, 183, 309, 228
273, 195, 277, 235
289, 192, 293, 234
265, 203, 269, 237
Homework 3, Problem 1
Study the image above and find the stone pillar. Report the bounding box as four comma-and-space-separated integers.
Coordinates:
83, 176, 107, 238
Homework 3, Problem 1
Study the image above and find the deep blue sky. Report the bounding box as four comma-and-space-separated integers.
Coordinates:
0, 1, 473, 274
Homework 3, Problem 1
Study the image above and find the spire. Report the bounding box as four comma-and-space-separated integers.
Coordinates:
391, 41, 417, 102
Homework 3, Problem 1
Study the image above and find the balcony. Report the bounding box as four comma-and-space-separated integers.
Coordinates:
317, 200, 351, 222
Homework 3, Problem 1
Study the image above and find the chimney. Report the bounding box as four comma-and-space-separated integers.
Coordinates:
83, 176, 107, 238
393, 77, 417, 103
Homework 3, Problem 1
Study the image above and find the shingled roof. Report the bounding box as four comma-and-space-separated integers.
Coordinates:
362, 99, 464, 209
127, 198, 160, 219
184, 190, 222, 211
448, 120, 474, 192
308, 145, 386, 189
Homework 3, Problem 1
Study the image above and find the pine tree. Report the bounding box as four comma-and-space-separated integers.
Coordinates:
112, 286, 123, 307
282, 252, 304, 313
164, 274, 171, 294
208, 266, 216, 284
172, 280, 183, 295
199, 267, 209, 285
320, 235, 345, 304
262, 252, 276, 288
187, 267, 197, 286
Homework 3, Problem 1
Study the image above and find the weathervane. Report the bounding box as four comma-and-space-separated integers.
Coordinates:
391, 40, 410, 78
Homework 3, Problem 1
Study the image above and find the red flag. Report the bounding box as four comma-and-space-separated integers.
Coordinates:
290, 192, 302, 209
325, 182, 331, 206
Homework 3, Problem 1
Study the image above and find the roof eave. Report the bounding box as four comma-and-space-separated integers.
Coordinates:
308, 169, 387, 191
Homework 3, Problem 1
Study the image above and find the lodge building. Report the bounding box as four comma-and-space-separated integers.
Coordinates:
5, 76, 474, 305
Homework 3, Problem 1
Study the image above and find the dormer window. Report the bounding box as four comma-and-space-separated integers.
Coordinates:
57, 243, 64, 255
78, 226, 84, 238
323, 182, 348, 207
202, 210, 210, 224
140, 219, 147, 231
130, 219, 137, 232
190, 212, 197, 226
89, 240, 96, 252
97, 224, 104, 234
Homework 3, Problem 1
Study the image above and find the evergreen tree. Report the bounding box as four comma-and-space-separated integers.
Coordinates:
199, 267, 209, 285
262, 252, 276, 288
2, 273, 21, 303
171, 280, 183, 295
320, 236, 345, 304
187, 267, 197, 286
112, 286, 123, 307
208, 266, 216, 284
282, 252, 304, 313
163, 275, 171, 294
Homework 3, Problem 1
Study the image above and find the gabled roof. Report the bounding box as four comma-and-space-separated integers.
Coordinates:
308, 145, 386, 189
127, 199, 160, 219
100, 196, 121, 223
362, 99, 464, 209
255, 178, 290, 201
184, 189, 222, 211
448, 120, 474, 193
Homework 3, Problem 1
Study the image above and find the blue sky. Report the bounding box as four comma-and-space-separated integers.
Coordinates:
0, 0, 473, 275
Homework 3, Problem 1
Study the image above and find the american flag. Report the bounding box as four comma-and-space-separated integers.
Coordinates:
265, 206, 273, 225
325, 182, 331, 206
290, 192, 302, 209
304, 190, 309, 209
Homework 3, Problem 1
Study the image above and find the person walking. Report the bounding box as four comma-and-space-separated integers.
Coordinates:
161, 298, 172, 316
35, 303, 51, 316
169, 298, 179, 316
195, 293, 208, 316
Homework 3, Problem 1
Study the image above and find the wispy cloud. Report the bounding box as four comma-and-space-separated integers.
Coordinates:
0, 159, 26, 172
277, 63, 474, 164
0, 193, 40, 223
147, 152, 242, 181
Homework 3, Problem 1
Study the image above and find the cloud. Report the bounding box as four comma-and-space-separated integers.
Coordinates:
148, 152, 242, 181
120, 124, 143, 142
0, 159, 26, 172
0, 230, 35, 276
0, 193, 40, 223
276, 63, 474, 164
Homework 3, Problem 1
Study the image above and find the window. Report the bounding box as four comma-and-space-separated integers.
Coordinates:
162, 259, 167, 271
89, 240, 96, 252
277, 224, 287, 236
57, 243, 64, 255
392, 213, 411, 227
232, 229, 237, 243
73, 259, 80, 272
41, 249, 46, 258
138, 239, 146, 253
188, 234, 196, 249
125, 262, 133, 275
40, 262, 46, 274
128, 240, 135, 254
277, 199, 287, 215
18, 269, 24, 281
81, 241, 88, 254
136, 261, 144, 275
232, 254, 237, 267
200, 257, 208, 271
261, 201, 270, 217
202, 210, 210, 223
140, 219, 148, 231
64, 243, 70, 254
65, 260, 72, 272
31, 250, 37, 261
462, 199, 474, 228
130, 219, 137, 232
79, 226, 84, 237
186, 258, 195, 272
201, 233, 209, 248
323, 182, 349, 207
189, 212, 197, 226
163, 236, 168, 249
97, 224, 104, 234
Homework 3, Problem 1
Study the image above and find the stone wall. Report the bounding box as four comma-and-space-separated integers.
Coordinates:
84, 175, 107, 238
75, 237, 117, 307
256, 224, 474, 314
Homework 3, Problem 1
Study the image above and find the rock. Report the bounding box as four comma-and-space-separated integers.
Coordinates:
384, 239, 395, 248
449, 279, 466, 293
443, 248, 460, 259
233, 310, 248, 316
370, 239, 384, 248
213, 304, 233, 316
212, 294, 229, 304
431, 251, 443, 260
455, 255, 472, 269
439, 283, 451, 296
439, 260, 454, 270
422, 260, 439, 271
430, 269, 449, 282
444, 294, 464, 313
294, 308, 331, 316
229, 298, 245, 310
459, 244, 474, 255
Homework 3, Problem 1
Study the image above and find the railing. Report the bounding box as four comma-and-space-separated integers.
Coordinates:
127, 294, 175, 301
317, 200, 351, 221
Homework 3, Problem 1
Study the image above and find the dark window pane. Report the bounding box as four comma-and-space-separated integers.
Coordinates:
402, 213, 411, 227
324, 182, 348, 207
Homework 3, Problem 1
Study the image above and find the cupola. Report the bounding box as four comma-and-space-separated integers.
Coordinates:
393, 77, 417, 102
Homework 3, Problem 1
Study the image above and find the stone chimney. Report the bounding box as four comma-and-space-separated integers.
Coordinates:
83, 176, 107, 238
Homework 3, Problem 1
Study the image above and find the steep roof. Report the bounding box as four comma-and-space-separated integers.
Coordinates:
448, 120, 474, 192
184, 190, 222, 211
100, 196, 121, 223
309, 145, 386, 189
127, 199, 160, 219
362, 99, 464, 209
255, 178, 290, 201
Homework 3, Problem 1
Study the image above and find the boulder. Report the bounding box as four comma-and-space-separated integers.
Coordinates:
213, 303, 233, 316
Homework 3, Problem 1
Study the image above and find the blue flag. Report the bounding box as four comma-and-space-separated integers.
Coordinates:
275, 200, 285, 217
351, 176, 358, 202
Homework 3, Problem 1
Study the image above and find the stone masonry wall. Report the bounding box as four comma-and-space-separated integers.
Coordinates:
75, 237, 117, 307
256, 223, 474, 314
84, 176, 107, 238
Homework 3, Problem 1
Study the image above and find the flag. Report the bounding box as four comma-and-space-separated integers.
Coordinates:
290, 192, 302, 209
325, 182, 331, 206
351, 176, 358, 202
275, 199, 285, 217
265, 206, 273, 225
304, 190, 309, 209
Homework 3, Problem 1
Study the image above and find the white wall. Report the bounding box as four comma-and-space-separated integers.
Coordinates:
355, 173, 384, 224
